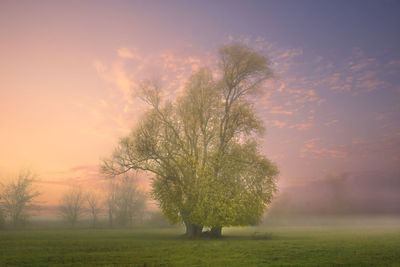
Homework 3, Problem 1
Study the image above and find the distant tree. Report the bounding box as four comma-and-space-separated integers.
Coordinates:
102, 44, 278, 237
106, 181, 117, 226
0, 197, 5, 229
59, 186, 85, 227
86, 190, 102, 228
106, 175, 146, 227
0, 170, 41, 227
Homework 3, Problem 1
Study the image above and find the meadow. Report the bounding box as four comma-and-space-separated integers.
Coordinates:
1, 219, 399, 266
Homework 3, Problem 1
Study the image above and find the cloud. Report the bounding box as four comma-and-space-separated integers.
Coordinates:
348, 132, 400, 160
93, 60, 106, 73
87, 45, 219, 144
35, 164, 108, 209
276, 48, 303, 60
266, 106, 294, 115
291, 123, 313, 131
230, 37, 330, 134
356, 77, 385, 92
300, 138, 348, 159
90, 37, 400, 190
117, 47, 141, 60
315, 48, 393, 93
299, 129, 400, 164
388, 60, 400, 67
324, 120, 339, 127
277, 82, 285, 92
349, 61, 369, 71
270, 120, 287, 128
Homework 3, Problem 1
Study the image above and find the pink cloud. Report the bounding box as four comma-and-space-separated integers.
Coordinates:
270, 120, 287, 128
117, 47, 141, 60
291, 123, 312, 131
300, 139, 348, 159
267, 106, 294, 115
324, 119, 339, 127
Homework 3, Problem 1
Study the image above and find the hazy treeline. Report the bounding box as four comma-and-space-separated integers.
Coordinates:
59, 174, 149, 228
2, 169, 399, 229
268, 171, 400, 217
0, 170, 171, 229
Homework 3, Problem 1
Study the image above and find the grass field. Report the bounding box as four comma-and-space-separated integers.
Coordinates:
1, 223, 400, 266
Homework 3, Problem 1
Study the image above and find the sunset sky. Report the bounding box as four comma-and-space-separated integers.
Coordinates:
1, 0, 399, 207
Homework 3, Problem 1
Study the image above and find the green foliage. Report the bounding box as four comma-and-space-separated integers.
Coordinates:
192, 141, 278, 227
102, 44, 278, 235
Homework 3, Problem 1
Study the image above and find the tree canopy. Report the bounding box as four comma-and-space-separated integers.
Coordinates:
59, 186, 85, 227
0, 169, 41, 227
102, 44, 278, 237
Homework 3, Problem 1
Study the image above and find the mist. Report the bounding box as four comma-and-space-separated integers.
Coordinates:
269, 171, 400, 216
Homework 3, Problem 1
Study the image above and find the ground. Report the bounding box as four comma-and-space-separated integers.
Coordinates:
0, 222, 399, 266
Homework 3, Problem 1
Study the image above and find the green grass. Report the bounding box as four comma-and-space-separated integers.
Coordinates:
0, 225, 399, 266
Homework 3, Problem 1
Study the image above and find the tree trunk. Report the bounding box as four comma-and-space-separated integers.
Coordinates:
92, 215, 97, 228
184, 220, 203, 238
210, 226, 222, 238
108, 209, 113, 226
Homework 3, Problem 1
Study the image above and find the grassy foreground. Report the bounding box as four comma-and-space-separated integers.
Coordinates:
0, 225, 399, 266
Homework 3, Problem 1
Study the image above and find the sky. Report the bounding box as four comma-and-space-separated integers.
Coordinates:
0, 0, 399, 208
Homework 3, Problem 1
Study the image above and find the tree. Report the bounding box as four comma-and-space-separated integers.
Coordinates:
102, 44, 278, 237
0, 170, 41, 227
106, 181, 117, 226
86, 190, 102, 228
106, 175, 146, 227
0, 197, 5, 229
59, 186, 85, 227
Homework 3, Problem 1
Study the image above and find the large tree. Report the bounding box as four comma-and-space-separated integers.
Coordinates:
102, 44, 278, 237
0, 170, 41, 227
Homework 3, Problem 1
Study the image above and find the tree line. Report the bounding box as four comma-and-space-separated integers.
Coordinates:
58, 174, 146, 227
0, 171, 147, 229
